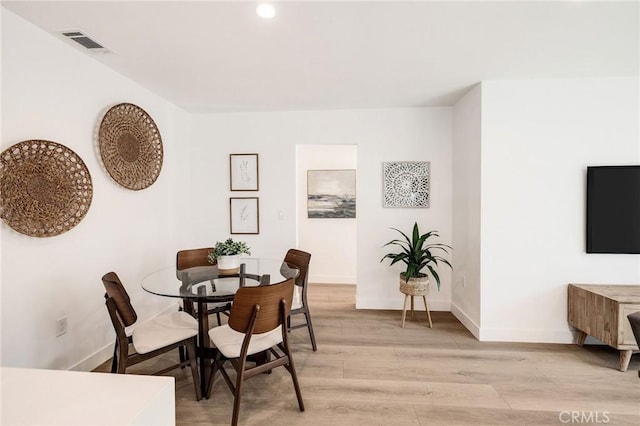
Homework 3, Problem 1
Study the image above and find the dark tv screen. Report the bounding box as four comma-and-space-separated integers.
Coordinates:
586, 165, 640, 254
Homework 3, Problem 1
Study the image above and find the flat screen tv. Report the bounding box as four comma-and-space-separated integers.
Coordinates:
586, 165, 640, 254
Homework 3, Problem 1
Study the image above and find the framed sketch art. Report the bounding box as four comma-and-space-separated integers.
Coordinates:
383, 161, 430, 208
307, 169, 356, 218
230, 153, 259, 191
230, 197, 259, 234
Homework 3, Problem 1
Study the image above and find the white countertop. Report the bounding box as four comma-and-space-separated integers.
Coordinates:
1, 367, 175, 425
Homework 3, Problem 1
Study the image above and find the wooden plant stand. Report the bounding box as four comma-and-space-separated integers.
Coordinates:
401, 294, 432, 328
399, 274, 433, 328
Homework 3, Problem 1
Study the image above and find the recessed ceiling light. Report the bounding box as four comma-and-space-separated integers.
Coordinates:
256, 3, 275, 19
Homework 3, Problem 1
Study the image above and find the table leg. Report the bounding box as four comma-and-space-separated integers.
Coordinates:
197, 298, 210, 398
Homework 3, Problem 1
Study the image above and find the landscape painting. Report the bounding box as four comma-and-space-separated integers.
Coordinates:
307, 169, 356, 219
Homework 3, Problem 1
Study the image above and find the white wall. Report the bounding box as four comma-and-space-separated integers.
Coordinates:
187, 108, 454, 310
296, 144, 357, 284
479, 78, 640, 343
1, 10, 190, 370
451, 84, 482, 338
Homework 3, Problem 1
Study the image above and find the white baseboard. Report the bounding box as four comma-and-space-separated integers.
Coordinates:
71, 344, 115, 372
478, 326, 576, 344
70, 303, 179, 372
439, 302, 578, 344
309, 274, 356, 284
450, 302, 480, 339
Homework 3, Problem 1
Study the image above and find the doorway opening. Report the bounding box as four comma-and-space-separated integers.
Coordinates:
295, 144, 357, 285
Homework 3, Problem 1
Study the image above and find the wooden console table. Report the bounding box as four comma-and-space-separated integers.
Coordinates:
568, 284, 640, 371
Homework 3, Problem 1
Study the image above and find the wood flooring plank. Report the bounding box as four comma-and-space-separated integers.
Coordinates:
297, 377, 509, 409
344, 358, 554, 386
414, 406, 640, 426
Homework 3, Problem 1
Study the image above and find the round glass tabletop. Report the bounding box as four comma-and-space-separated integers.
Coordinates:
141, 257, 299, 302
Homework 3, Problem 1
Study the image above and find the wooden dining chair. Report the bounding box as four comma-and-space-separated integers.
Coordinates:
177, 248, 232, 326
101, 272, 202, 401
206, 278, 305, 426
284, 248, 317, 351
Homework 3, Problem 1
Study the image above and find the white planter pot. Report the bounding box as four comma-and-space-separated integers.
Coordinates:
217, 255, 240, 274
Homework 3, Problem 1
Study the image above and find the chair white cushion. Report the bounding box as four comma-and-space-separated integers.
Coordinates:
132, 311, 198, 354
124, 324, 134, 337
209, 324, 282, 359
291, 285, 302, 310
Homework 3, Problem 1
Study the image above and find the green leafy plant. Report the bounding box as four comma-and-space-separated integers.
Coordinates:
380, 222, 452, 289
208, 238, 251, 263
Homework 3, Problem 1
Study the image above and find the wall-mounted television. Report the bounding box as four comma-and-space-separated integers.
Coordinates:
586, 165, 640, 254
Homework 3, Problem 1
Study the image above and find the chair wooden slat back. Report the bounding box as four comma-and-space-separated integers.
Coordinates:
102, 272, 137, 327
228, 278, 294, 334
284, 249, 311, 288
282, 248, 317, 351
176, 247, 230, 330
176, 247, 214, 270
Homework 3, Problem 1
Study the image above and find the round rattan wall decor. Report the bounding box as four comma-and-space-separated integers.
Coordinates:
98, 103, 163, 190
0, 140, 93, 237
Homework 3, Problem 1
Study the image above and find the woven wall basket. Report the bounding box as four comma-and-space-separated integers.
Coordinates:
0, 140, 93, 237
98, 103, 163, 190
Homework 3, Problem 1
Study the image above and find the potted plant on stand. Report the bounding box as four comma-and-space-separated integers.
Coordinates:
208, 238, 251, 274
381, 222, 452, 328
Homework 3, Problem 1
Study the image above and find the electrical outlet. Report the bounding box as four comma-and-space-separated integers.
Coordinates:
56, 317, 68, 337
457, 275, 466, 288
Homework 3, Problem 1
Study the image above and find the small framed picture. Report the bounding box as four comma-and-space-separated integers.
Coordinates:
230, 197, 259, 234
230, 153, 259, 191
307, 169, 356, 218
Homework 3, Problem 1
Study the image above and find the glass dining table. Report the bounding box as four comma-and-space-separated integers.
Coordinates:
141, 257, 299, 397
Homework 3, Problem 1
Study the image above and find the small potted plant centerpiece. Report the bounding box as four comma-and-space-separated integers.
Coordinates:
208, 238, 251, 274
381, 222, 452, 327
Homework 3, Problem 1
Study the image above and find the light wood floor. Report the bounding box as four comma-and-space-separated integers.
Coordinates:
97, 284, 640, 425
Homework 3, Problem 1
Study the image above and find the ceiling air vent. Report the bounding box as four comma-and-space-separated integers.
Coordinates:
57, 30, 112, 53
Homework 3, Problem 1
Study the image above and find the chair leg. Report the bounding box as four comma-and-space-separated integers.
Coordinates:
185, 338, 201, 401
304, 310, 318, 351
216, 312, 222, 326
206, 355, 221, 399
282, 333, 305, 412
116, 339, 128, 374
288, 354, 305, 412
110, 340, 119, 373
231, 360, 247, 426
178, 346, 186, 366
